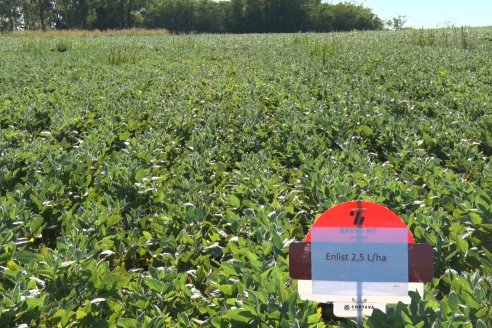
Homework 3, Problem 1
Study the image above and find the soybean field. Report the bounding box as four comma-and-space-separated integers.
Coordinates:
0, 28, 492, 327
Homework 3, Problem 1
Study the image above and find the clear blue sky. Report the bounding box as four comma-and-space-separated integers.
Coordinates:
359, 0, 492, 28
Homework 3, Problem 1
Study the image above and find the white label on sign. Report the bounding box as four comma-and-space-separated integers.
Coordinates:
311, 227, 409, 296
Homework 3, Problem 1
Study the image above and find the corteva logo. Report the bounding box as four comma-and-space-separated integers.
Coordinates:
350, 205, 366, 226
347, 304, 374, 310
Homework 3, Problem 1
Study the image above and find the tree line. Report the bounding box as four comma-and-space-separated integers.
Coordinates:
0, 0, 383, 33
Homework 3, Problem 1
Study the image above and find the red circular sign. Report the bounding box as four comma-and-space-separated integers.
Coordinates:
305, 201, 415, 243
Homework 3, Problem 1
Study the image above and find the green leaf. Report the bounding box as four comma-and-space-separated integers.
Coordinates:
400, 310, 413, 325
203, 243, 223, 257
456, 237, 468, 253
118, 318, 139, 328
279, 318, 290, 327
118, 130, 130, 141
53, 309, 73, 326
257, 290, 268, 304
307, 313, 321, 324
268, 310, 281, 321
106, 214, 122, 228
475, 307, 488, 318
476, 319, 488, 328
76, 309, 87, 320
221, 261, 242, 276
29, 216, 44, 235
463, 293, 480, 310
423, 132, 436, 146
229, 195, 241, 208
469, 212, 482, 225
451, 276, 473, 295
210, 316, 223, 328
271, 232, 283, 252
356, 125, 374, 138
448, 291, 459, 312
218, 285, 234, 297
144, 277, 167, 293
15, 251, 37, 265
480, 224, 492, 232
243, 250, 262, 269
25, 294, 46, 309
475, 192, 491, 212
474, 285, 486, 301
223, 309, 253, 324
135, 168, 147, 181
142, 231, 152, 241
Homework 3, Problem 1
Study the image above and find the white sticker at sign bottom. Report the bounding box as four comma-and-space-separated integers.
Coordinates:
312, 281, 409, 296
297, 279, 424, 305
333, 302, 386, 317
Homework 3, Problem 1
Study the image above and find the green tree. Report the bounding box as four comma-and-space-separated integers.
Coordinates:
264, 0, 309, 32
53, 0, 90, 29
386, 15, 407, 30
329, 2, 382, 31
35, 0, 52, 30
1, 0, 384, 32
192, 0, 228, 33
0, 0, 22, 31
144, 0, 194, 31
307, 3, 335, 32
228, 0, 311, 33
17, 0, 50, 30
84, 0, 148, 29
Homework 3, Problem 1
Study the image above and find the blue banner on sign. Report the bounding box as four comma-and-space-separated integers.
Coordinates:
311, 228, 408, 295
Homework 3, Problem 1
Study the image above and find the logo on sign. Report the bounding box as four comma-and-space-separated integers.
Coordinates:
342, 304, 375, 311
350, 206, 366, 226
352, 305, 375, 310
